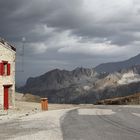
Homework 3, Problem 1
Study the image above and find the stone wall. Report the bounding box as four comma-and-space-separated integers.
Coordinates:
0, 42, 16, 109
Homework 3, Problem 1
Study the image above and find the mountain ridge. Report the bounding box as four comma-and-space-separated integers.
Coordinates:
19, 53, 140, 104
95, 53, 140, 73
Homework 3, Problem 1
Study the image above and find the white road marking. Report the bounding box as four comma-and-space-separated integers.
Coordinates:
121, 105, 140, 108
78, 109, 116, 116
132, 113, 140, 117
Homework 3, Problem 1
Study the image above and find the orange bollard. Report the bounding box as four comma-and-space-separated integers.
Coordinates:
41, 98, 48, 111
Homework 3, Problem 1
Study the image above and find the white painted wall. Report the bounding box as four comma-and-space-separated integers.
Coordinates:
0, 42, 16, 109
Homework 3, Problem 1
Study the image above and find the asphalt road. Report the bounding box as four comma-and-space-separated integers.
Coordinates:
0, 106, 140, 140
61, 106, 140, 140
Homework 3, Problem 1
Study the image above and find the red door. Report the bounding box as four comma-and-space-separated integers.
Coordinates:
4, 86, 9, 110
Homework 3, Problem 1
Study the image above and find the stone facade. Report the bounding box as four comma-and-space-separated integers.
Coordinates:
0, 40, 16, 110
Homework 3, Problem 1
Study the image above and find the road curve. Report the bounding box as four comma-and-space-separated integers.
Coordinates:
61, 105, 140, 140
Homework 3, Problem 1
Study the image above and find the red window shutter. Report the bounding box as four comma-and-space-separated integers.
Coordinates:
0, 63, 4, 75
7, 63, 11, 75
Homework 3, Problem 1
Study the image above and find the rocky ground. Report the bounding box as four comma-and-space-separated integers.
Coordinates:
0, 99, 95, 122
0, 104, 140, 140
0, 99, 95, 140
0, 93, 140, 140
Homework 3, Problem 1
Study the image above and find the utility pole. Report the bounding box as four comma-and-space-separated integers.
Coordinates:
21, 37, 26, 72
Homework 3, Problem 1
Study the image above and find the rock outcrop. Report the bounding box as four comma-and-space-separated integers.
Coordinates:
19, 64, 140, 104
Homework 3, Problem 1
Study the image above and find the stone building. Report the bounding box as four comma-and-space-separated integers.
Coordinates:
0, 39, 16, 110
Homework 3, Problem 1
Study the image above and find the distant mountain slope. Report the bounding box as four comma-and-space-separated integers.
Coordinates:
95, 54, 140, 73
19, 65, 140, 104
20, 67, 100, 91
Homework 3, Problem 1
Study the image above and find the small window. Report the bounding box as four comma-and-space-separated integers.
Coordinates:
3, 62, 8, 75
0, 61, 11, 76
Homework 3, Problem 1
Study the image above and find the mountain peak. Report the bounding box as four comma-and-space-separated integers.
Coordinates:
95, 53, 140, 73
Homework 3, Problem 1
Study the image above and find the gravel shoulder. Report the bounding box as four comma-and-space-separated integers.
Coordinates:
0, 100, 95, 123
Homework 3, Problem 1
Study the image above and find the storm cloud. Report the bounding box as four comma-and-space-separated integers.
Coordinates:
0, 0, 140, 86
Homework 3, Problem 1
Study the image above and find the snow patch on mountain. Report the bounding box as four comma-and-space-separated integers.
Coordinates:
83, 86, 91, 91
118, 71, 140, 85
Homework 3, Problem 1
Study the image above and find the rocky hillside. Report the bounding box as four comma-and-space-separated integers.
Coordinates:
15, 92, 40, 103
96, 93, 140, 105
22, 68, 100, 91
19, 64, 140, 104
95, 53, 140, 73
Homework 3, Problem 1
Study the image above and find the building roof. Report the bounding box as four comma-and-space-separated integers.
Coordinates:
0, 38, 16, 52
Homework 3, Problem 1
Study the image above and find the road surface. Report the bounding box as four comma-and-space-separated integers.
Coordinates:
0, 105, 140, 140
61, 106, 140, 140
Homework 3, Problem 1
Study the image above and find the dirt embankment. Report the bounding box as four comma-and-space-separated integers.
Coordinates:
96, 93, 140, 105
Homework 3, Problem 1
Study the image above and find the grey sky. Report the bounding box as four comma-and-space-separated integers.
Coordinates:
0, 0, 140, 86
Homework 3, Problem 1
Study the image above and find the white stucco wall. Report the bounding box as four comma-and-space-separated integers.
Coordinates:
0, 42, 16, 109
